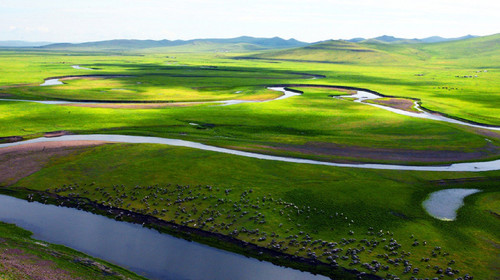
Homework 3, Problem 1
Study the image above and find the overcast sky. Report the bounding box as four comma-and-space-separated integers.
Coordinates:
1, 0, 499, 43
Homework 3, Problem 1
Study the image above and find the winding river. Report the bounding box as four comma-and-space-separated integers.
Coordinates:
1, 134, 499, 171
2, 85, 297, 106
6, 79, 500, 132
0, 195, 327, 280
1, 84, 500, 171
335, 91, 500, 131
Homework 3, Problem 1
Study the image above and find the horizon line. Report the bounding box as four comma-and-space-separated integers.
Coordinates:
1, 33, 494, 45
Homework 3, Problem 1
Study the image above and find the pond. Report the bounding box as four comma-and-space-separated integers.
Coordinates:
0, 194, 328, 280
422, 189, 481, 221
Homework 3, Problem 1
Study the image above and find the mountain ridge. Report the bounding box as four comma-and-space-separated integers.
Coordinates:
2, 34, 491, 53
39, 36, 309, 52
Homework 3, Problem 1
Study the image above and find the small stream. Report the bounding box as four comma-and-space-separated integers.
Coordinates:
72, 65, 94, 70
0, 194, 328, 280
422, 189, 481, 220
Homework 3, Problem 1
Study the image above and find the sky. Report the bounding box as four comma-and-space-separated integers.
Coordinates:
1, 0, 499, 43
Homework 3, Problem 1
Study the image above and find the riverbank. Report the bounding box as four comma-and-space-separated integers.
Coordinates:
0, 217, 147, 280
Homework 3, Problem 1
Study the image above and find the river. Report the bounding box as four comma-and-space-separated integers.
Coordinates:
0, 194, 328, 280
1, 134, 499, 172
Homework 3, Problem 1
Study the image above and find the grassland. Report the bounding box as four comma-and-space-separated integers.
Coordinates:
0, 34, 499, 279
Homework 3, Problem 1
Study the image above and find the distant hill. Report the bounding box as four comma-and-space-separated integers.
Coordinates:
372, 35, 416, 43
419, 34, 477, 43
0, 40, 52, 47
244, 39, 407, 64
412, 33, 500, 62
346, 35, 478, 44
40, 36, 309, 52
244, 33, 500, 65
42, 39, 177, 51
347, 37, 365, 43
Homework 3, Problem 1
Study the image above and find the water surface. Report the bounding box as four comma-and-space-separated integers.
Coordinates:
422, 189, 481, 220
40, 78, 64, 86
0, 194, 328, 280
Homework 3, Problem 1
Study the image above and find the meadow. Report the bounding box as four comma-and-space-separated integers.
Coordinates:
0, 35, 499, 279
